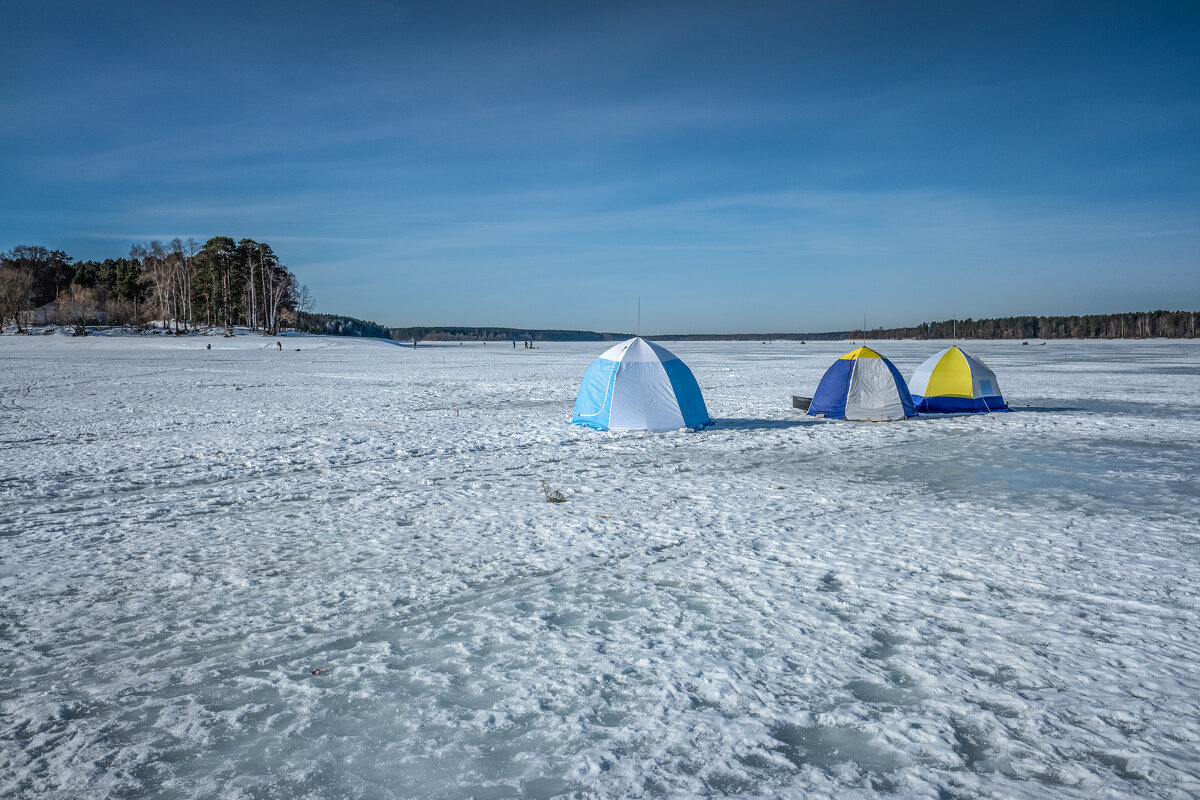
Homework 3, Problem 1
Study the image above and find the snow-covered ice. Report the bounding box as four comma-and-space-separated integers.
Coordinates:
1, 334, 1198, 798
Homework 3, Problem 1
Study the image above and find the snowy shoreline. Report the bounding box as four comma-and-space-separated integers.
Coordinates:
2, 336, 1198, 798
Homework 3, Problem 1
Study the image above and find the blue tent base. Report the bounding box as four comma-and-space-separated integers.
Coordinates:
570, 418, 715, 432
570, 419, 610, 431
912, 395, 1010, 413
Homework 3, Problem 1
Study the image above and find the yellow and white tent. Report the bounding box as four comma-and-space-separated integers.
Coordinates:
909, 346, 1008, 413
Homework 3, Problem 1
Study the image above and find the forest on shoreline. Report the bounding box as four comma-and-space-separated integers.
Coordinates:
0, 241, 310, 335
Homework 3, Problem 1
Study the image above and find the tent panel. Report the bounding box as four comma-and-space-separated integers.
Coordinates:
908, 346, 948, 397
845, 357, 908, 420
883, 358, 917, 417
637, 338, 681, 364
598, 339, 633, 361
925, 347, 973, 398
961, 351, 1003, 400
661, 357, 713, 429
608, 361, 685, 431
808, 359, 853, 418
570, 357, 618, 429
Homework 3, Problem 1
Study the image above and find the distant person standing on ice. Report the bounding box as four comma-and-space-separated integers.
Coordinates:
276, 341, 282, 351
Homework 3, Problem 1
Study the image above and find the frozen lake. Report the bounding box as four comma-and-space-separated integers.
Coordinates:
1, 334, 1198, 799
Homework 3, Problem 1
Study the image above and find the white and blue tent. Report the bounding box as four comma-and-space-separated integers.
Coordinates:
570, 337, 713, 432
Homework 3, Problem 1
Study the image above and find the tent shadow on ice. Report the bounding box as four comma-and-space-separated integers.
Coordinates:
712, 418, 815, 431
570, 337, 713, 432
807, 346, 916, 421
909, 345, 1010, 413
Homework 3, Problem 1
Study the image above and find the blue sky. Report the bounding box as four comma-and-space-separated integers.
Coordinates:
3, 1, 1198, 333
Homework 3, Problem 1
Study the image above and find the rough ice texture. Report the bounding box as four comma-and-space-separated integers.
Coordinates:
1, 334, 1198, 799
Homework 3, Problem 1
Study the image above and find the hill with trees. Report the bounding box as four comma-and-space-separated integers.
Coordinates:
296, 313, 393, 340
1, 239, 310, 334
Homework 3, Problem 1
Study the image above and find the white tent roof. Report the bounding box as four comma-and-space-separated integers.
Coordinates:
597, 337, 680, 364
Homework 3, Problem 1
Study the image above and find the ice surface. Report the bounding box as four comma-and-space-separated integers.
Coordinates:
1, 334, 1198, 798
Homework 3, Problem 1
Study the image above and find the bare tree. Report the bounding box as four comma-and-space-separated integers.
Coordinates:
103, 298, 138, 329
129, 243, 150, 327
59, 285, 100, 334
0, 266, 35, 332
170, 238, 189, 333
263, 265, 298, 334
293, 283, 314, 330
184, 237, 200, 326
130, 240, 170, 330
244, 239, 258, 330
149, 240, 170, 329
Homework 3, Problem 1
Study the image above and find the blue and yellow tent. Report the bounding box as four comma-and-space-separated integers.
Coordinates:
808, 346, 916, 421
909, 346, 1009, 413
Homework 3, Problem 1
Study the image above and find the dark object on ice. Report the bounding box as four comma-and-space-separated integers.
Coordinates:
206, 343, 211, 350
792, 396, 812, 411
310, 668, 327, 675
295, 348, 300, 351
277, 341, 282, 351
541, 481, 567, 503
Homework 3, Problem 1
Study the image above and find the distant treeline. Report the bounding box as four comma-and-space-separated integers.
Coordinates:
297, 313, 393, 340
0, 241, 310, 334
848, 311, 1198, 340
294, 319, 851, 343
294, 312, 1200, 344
650, 331, 849, 342
290, 317, 633, 342
299, 324, 856, 343
391, 326, 630, 342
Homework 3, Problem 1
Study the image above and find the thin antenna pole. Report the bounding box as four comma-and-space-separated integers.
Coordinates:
637, 298, 641, 337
